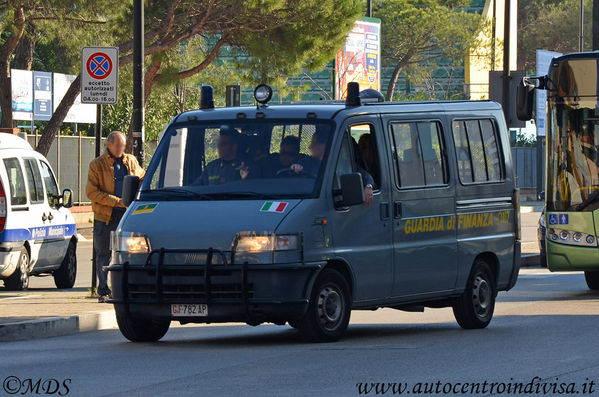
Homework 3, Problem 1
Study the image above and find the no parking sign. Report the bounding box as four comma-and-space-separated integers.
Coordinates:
81, 47, 118, 104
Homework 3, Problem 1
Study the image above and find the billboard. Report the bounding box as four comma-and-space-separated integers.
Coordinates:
53, 73, 96, 124
33, 71, 53, 121
11, 69, 33, 121
536, 49, 562, 137
335, 17, 381, 100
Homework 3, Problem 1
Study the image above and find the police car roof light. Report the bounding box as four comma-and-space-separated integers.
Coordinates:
359, 88, 385, 103
200, 85, 215, 109
345, 82, 361, 106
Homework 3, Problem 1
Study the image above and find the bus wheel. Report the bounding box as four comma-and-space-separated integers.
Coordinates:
453, 260, 496, 329
584, 271, 599, 290
115, 305, 170, 342
297, 269, 351, 342
4, 248, 29, 291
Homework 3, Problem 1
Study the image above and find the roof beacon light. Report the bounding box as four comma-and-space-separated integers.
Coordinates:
345, 82, 361, 106
254, 84, 273, 105
200, 85, 215, 109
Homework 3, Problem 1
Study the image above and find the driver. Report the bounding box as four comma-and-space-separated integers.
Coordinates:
197, 126, 254, 185
265, 136, 312, 177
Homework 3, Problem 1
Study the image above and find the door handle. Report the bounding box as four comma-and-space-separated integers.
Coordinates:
41, 213, 47, 222
380, 203, 390, 221
394, 202, 402, 219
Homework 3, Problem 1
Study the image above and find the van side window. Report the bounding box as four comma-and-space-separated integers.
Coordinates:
390, 121, 447, 188
2, 158, 27, 205
350, 124, 381, 189
39, 160, 59, 207
23, 158, 45, 204
452, 119, 503, 183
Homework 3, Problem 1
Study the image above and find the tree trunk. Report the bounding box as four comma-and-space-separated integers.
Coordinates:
36, 75, 80, 156
12, 26, 36, 70
0, 6, 26, 128
385, 63, 403, 101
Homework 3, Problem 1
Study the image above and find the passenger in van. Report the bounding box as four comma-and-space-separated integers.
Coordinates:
196, 127, 255, 185
358, 133, 380, 186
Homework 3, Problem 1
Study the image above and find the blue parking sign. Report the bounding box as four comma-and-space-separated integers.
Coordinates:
548, 214, 558, 225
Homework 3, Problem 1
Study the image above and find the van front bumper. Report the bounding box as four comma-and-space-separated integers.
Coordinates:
106, 248, 324, 324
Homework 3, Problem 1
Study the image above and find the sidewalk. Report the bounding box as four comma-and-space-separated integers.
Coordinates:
1, 208, 544, 342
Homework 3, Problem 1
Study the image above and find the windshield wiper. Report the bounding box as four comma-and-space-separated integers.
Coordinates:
140, 188, 215, 200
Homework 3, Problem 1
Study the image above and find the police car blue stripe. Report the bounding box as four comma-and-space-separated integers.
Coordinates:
0, 224, 77, 242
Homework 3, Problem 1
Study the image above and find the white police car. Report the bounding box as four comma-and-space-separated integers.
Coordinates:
0, 134, 77, 290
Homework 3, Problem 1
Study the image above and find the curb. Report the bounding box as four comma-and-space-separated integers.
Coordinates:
0, 310, 117, 342
521, 253, 540, 267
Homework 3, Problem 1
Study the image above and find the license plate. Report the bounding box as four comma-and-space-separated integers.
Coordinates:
170, 304, 208, 317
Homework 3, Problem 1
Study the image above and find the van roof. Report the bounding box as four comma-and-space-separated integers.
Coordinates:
175, 100, 503, 123
0, 134, 32, 150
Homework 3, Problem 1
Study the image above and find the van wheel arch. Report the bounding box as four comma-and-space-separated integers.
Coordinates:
320, 259, 354, 298
473, 252, 499, 288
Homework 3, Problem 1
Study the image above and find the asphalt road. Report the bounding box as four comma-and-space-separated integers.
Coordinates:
1, 268, 598, 397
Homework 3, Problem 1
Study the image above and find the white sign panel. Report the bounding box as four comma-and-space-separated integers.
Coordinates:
536, 49, 562, 137
81, 47, 118, 104
11, 69, 33, 121
53, 73, 96, 124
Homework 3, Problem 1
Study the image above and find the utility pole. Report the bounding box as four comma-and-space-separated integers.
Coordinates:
132, 0, 144, 166
366, 0, 372, 17
593, 0, 599, 50
501, 0, 511, 126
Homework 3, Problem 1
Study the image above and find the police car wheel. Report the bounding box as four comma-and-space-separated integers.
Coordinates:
297, 269, 351, 342
54, 240, 77, 289
115, 304, 170, 342
584, 271, 599, 290
452, 260, 496, 329
4, 248, 29, 291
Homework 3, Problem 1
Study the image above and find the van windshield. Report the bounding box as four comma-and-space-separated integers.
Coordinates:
140, 119, 334, 200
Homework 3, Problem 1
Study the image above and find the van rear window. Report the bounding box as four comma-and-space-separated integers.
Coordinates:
451, 119, 503, 184
3, 158, 27, 205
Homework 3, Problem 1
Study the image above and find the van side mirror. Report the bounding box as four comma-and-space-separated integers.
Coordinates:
339, 173, 364, 206
61, 189, 73, 208
516, 79, 535, 121
122, 175, 140, 207
538, 191, 545, 201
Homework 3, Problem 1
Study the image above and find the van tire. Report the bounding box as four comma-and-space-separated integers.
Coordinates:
296, 269, 351, 342
4, 248, 29, 291
584, 271, 599, 290
453, 260, 496, 329
54, 240, 77, 289
115, 304, 170, 342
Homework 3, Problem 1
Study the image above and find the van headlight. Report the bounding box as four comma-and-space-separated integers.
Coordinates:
233, 233, 300, 253
111, 231, 151, 253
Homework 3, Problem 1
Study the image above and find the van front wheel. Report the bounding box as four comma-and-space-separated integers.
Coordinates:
453, 260, 496, 329
297, 269, 351, 342
115, 305, 170, 342
584, 271, 599, 290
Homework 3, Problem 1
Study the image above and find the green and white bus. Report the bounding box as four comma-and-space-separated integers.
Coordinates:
519, 52, 599, 289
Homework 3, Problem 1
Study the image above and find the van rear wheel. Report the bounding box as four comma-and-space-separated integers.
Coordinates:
584, 271, 599, 290
115, 304, 170, 342
296, 269, 351, 342
4, 248, 29, 291
453, 260, 496, 329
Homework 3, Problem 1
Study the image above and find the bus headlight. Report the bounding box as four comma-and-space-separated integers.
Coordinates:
111, 231, 151, 253
233, 233, 300, 253
547, 228, 597, 247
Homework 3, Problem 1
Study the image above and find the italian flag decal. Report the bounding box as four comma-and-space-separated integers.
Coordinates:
260, 201, 288, 213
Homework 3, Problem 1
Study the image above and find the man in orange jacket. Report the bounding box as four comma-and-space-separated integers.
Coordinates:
86, 131, 144, 302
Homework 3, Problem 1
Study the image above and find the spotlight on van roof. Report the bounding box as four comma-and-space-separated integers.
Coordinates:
345, 82, 361, 106
254, 84, 273, 105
